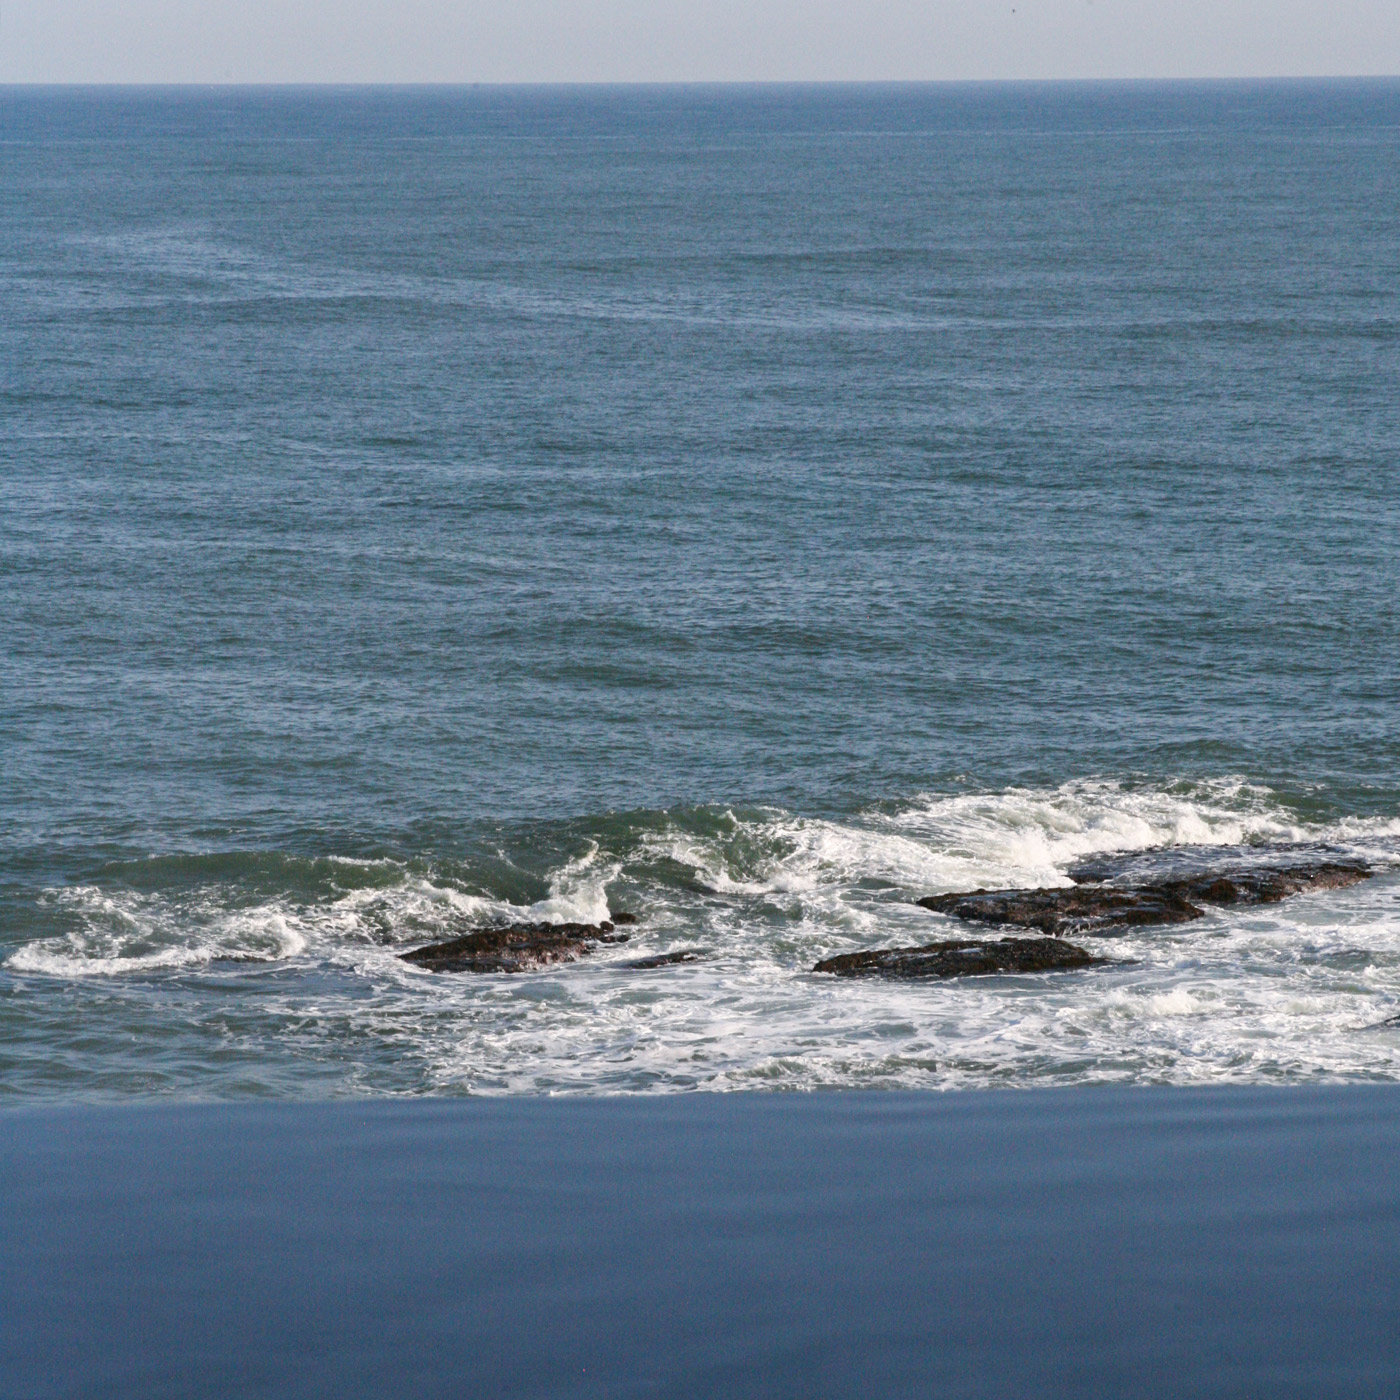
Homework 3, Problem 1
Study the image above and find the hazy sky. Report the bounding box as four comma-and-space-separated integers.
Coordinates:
3, 0, 1399, 85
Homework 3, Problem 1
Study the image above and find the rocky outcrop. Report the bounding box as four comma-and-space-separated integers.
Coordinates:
919, 856, 1372, 937
814, 936, 1104, 979
397, 847, 1377, 979
400, 920, 630, 974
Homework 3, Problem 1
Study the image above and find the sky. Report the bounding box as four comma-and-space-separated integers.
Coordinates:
2, 0, 1399, 85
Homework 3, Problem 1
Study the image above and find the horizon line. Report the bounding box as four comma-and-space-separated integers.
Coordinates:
5, 74, 1400, 90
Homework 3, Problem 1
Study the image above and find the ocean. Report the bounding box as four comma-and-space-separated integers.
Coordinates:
4, 80, 1400, 1098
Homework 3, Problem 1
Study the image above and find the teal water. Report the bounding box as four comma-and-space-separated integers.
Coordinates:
3, 82, 1400, 1097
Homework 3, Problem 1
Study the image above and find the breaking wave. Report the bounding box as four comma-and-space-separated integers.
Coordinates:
5, 778, 1400, 1097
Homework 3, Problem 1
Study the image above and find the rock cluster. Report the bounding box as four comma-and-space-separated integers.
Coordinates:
401, 847, 1377, 983
917, 860, 1371, 938
812, 846, 1375, 980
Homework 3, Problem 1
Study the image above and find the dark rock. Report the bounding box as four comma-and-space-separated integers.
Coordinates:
919, 858, 1372, 938
1159, 863, 1372, 907
919, 886, 1204, 937
610, 912, 641, 926
621, 949, 706, 969
401, 920, 628, 974
1066, 841, 1370, 887
813, 937, 1105, 979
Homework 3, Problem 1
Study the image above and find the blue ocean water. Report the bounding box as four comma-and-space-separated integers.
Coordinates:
3, 81, 1400, 1097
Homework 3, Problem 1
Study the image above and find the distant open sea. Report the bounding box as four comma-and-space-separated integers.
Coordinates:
3, 80, 1400, 1098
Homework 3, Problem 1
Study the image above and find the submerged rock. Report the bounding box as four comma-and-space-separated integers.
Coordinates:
919, 857, 1372, 938
621, 949, 706, 969
401, 920, 629, 974
1065, 841, 1373, 888
813, 936, 1104, 979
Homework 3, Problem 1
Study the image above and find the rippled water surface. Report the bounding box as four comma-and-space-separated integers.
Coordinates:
3, 82, 1400, 1097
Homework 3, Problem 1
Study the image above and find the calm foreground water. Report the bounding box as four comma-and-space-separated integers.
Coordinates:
3, 81, 1400, 1098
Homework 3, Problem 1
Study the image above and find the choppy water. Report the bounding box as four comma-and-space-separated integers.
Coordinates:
4, 82, 1400, 1098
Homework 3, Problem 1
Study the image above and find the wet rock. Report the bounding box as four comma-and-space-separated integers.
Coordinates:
919, 885, 1204, 937
401, 920, 629, 974
621, 949, 706, 970
813, 936, 1105, 979
919, 857, 1372, 938
1066, 841, 1369, 887
1160, 862, 1371, 906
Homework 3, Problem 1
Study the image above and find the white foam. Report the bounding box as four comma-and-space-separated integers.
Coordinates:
9, 886, 310, 977
883, 777, 1318, 876
643, 778, 1351, 909
524, 843, 621, 925
7, 845, 631, 982
1105, 987, 1206, 1018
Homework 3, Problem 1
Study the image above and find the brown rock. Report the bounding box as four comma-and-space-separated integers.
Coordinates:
1160, 863, 1372, 907
400, 920, 629, 974
813, 936, 1105, 979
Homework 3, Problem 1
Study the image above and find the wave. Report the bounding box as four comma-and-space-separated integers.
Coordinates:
7, 837, 620, 979
6, 777, 1400, 1098
10, 776, 1397, 980
8, 886, 310, 977
637, 777, 1400, 909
